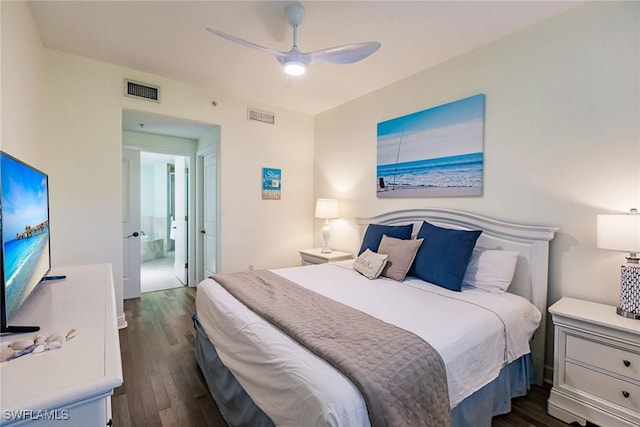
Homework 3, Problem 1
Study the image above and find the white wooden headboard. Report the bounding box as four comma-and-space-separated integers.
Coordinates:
356, 208, 558, 385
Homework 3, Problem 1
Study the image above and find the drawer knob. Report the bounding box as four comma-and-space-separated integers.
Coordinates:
624, 359, 631, 367
623, 391, 630, 398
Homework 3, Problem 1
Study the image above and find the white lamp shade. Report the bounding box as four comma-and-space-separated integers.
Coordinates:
597, 213, 640, 253
314, 199, 340, 219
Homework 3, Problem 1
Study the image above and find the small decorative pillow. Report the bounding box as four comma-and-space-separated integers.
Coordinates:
358, 223, 414, 255
377, 235, 423, 281
410, 221, 482, 291
462, 249, 519, 293
353, 249, 389, 280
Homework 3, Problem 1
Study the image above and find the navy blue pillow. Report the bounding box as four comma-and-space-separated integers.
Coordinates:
410, 221, 482, 291
358, 224, 413, 255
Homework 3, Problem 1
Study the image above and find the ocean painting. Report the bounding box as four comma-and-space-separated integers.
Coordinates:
377, 94, 485, 197
1, 154, 50, 322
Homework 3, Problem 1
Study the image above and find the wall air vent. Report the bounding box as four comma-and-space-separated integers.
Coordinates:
247, 108, 275, 125
124, 79, 160, 103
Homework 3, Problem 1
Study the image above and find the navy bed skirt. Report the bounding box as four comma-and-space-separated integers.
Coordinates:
193, 314, 533, 427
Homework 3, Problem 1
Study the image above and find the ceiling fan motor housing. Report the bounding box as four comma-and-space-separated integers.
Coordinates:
286, 3, 305, 28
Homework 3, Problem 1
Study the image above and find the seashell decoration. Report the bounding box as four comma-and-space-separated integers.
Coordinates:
9, 339, 34, 351
11, 345, 36, 359
46, 333, 65, 344
1, 347, 15, 362
1, 328, 78, 363
34, 335, 46, 346
45, 341, 62, 351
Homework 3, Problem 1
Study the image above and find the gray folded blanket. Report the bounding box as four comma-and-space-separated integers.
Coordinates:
212, 270, 451, 427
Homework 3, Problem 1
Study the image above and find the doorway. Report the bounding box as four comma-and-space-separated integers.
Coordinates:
139, 152, 188, 293
122, 109, 219, 300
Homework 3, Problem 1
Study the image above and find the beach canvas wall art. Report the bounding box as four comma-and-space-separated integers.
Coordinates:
377, 94, 485, 197
262, 167, 281, 200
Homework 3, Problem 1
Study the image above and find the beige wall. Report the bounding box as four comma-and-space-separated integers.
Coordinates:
314, 1, 639, 372
2, 1, 315, 326
1, 0, 44, 163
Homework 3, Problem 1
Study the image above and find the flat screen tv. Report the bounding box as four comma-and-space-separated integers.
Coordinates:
0, 151, 50, 333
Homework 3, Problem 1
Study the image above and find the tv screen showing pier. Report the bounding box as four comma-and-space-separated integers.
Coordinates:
1, 152, 51, 326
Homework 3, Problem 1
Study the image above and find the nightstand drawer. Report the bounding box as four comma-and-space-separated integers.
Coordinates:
548, 298, 640, 426
566, 362, 640, 412
566, 335, 640, 381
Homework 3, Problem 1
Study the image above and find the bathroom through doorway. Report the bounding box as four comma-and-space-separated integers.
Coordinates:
139, 151, 188, 293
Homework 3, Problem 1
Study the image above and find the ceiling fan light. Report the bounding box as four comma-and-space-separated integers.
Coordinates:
284, 61, 306, 76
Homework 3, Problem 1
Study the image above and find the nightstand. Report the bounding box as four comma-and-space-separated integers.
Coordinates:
547, 297, 640, 427
299, 248, 353, 265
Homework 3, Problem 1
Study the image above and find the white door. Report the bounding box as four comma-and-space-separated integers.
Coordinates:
203, 152, 217, 278
122, 147, 141, 299
173, 156, 188, 284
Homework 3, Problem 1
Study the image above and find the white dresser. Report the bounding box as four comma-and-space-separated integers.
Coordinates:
0, 264, 123, 426
548, 297, 640, 427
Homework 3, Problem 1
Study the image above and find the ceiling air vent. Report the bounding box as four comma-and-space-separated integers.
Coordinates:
124, 79, 160, 103
247, 108, 275, 125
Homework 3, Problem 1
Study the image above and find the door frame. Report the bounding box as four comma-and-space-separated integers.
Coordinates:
122, 147, 141, 304
122, 109, 219, 292
196, 145, 221, 284
123, 145, 197, 291
172, 155, 188, 285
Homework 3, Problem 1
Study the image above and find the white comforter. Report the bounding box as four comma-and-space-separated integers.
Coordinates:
196, 262, 540, 427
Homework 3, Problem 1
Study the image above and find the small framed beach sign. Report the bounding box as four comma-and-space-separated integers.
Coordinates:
376, 94, 485, 198
262, 167, 281, 200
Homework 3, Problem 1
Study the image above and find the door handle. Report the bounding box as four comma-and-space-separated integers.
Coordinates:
126, 232, 140, 238
200, 230, 206, 234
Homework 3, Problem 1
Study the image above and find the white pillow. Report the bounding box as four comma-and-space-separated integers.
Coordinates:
353, 249, 389, 280
462, 249, 519, 293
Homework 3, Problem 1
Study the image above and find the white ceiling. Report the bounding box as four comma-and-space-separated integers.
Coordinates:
28, 1, 582, 117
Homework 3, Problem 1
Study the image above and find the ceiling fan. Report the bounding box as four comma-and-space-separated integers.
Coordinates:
206, 2, 381, 76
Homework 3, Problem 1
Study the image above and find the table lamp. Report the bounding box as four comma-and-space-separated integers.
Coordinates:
597, 208, 640, 319
315, 199, 340, 254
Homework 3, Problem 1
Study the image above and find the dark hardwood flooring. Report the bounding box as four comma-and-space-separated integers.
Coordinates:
112, 287, 225, 426
112, 286, 585, 427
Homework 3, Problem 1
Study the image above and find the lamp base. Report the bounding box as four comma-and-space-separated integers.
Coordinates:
321, 220, 332, 254
618, 263, 640, 320
617, 307, 640, 319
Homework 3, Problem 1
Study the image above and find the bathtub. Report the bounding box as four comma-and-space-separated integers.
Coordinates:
141, 236, 164, 262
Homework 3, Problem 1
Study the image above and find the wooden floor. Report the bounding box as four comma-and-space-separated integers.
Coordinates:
112, 287, 225, 426
112, 286, 583, 427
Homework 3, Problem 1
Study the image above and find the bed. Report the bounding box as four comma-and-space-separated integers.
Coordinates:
194, 208, 558, 426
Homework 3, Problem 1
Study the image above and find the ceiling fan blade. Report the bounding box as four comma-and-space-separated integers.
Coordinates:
206, 27, 286, 59
308, 41, 381, 65
207, 3, 381, 74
